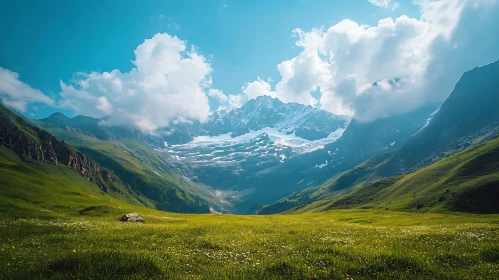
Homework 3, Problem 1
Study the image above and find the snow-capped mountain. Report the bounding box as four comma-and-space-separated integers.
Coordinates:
203, 96, 348, 140
158, 95, 349, 145
153, 96, 349, 191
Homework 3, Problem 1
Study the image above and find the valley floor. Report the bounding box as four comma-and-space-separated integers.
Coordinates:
1, 210, 498, 280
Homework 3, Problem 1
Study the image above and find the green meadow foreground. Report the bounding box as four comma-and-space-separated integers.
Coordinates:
1, 146, 499, 279
1, 210, 499, 279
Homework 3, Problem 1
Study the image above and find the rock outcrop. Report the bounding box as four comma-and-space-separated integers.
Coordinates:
119, 213, 145, 223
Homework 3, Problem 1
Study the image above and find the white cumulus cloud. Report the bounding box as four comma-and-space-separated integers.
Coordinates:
59, 33, 213, 133
243, 0, 499, 121
209, 77, 278, 111
369, 0, 400, 11
0, 67, 54, 112
242, 77, 276, 100
208, 89, 245, 111
208, 89, 228, 103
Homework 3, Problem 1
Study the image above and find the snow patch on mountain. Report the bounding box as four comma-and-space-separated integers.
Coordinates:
413, 107, 440, 136
181, 126, 346, 154
315, 159, 329, 169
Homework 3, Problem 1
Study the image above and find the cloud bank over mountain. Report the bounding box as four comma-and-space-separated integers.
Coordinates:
242, 0, 499, 121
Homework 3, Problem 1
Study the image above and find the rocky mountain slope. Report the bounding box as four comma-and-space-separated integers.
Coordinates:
381, 60, 499, 175
240, 106, 435, 213
0, 104, 141, 204
2, 104, 212, 213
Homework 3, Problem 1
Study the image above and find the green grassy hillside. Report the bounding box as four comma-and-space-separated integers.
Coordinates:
32, 120, 224, 213
305, 136, 499, 214
0, 103, 216, 213
0, 145, 150, 219
0, 105, 149, 207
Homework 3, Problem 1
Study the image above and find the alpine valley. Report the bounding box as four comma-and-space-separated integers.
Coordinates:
34, 95, 350, 213
16, 61, 497, 215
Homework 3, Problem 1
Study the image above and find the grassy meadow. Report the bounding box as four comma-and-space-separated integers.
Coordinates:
1, 210, 499, 279
1, 146, 499, 279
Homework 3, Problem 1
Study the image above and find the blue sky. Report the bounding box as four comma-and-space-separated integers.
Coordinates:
0, 0, 498, 133
0, 0, 418, 119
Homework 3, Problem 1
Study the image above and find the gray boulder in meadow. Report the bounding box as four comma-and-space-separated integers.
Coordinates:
119, 213, 145, 223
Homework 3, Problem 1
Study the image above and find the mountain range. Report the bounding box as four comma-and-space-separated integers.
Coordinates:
1, 60, 498, 216
35, 95, 350, 213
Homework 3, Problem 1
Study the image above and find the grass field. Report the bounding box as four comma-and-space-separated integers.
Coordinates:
1, 210, 499, 279
1, 143, 499, 279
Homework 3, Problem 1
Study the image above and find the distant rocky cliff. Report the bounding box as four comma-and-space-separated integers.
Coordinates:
0, 104, 121, 193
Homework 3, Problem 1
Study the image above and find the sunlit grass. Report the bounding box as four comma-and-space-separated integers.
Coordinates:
1, 211, 498, 279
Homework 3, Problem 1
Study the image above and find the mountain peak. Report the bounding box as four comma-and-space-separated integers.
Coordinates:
38, 112, 110, 140
254, 95, 277, 101
46, 112, 69, 120
246, 95, 282, 108
41, 112, 71, 125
